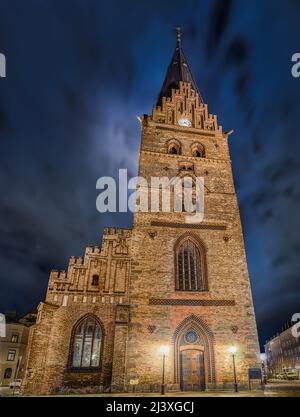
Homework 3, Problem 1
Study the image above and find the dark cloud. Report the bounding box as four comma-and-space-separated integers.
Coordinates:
206, 0, 233, 58
223, 37, 249, 67
187, 23, 198, 44
281, 185, 294, 198
260, 209, 274, 223
268, 158, 300, 183
272, 256, 287, 268
252, 138, 262, 154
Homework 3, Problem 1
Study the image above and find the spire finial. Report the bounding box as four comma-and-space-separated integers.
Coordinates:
175, 26, 182, 44
156, 26, 203, 106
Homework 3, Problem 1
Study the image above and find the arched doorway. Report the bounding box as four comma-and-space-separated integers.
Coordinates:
174, 315, 216, 391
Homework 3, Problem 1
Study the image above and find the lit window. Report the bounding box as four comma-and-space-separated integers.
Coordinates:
11, 334, 19, 343
176, 236, 207, 291
70, 316, 102, 368
7, 349, 16, 361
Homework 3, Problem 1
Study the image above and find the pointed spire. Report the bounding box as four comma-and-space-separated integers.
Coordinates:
156, 27, 203, 106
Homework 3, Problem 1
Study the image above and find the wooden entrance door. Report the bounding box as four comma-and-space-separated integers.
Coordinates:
180, 349, 205, 391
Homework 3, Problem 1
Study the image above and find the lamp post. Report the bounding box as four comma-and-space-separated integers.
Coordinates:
260, 353, 267, 385
158, 345, 169, 395
12, 355, 22, 396
229, 346, 238, 393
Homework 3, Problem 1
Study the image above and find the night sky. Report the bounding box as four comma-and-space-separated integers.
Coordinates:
1, 0, 300, 348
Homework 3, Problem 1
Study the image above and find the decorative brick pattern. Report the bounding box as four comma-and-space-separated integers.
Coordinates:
149, 299, 236, 306
151, 221, 227, 230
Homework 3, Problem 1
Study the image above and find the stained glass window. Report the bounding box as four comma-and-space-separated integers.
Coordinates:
71, 316, 102, 368
176, 237, 207, 291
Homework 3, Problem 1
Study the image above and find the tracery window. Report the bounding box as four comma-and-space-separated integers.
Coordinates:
70, 316, 102, 368
176, 236, 207, 291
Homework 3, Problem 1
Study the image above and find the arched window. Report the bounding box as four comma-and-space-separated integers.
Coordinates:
70, 316, 102, 368
191, 143, 205, 158
167, 139, 181, 155
91, 274, 99, 286
4, 368, 12, 379
175, 236, 207, 291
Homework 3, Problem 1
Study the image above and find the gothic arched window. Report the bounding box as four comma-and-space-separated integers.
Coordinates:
175, 236, 208, 292
167, 139, 181, 155
191, 143, 205, 158
91, 274, 99, 286
70, 315, 103, 369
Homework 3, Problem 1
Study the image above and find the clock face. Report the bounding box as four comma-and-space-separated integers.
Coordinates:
178, 117, 192, 127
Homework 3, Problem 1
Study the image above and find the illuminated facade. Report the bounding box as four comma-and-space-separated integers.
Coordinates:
265, 322, 300, 376
23, 30, 260, 395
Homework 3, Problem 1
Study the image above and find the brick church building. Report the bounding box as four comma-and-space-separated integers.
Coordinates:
23, 29, 260, 395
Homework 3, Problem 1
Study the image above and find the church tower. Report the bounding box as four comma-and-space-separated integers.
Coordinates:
123, 28, 260, 391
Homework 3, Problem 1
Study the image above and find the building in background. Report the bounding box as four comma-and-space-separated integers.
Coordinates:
265, 319, 300, 378
0, 311, 36, 387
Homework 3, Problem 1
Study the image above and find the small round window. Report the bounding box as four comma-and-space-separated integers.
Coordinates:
185, 330, 198, 344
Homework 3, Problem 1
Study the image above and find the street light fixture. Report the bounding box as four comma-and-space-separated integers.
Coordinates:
158, 345, 169, 395
229, 346, 238, 393
260, 353, 267, 385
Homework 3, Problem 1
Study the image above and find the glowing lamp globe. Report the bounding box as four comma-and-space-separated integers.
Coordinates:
229, 346, 237, 355
159, 345, 170, 356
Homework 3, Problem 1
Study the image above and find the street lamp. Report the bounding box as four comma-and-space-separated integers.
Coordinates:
229, 346, 238, 393
260, 353, 267, 385
158, 345, 169, 395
